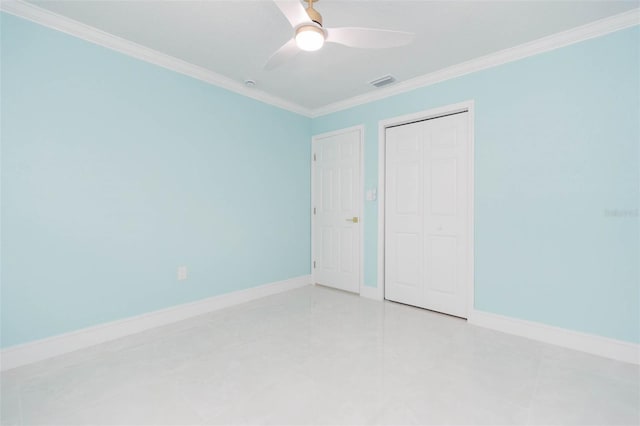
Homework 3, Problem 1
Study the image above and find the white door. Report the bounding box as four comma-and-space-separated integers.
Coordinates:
385, 112, 470, 318
312, 128, 361, 293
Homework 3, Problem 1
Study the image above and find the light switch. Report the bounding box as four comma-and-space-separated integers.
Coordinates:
366, 188, 377, 201
177, 266, 187, 281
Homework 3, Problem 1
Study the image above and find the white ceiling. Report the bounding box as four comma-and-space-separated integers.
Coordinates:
23, 0, 640, 111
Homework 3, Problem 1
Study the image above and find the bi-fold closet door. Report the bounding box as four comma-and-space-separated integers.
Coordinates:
385, 112, 470, 318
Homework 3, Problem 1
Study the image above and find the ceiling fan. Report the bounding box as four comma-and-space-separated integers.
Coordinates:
265, 0, 415, 70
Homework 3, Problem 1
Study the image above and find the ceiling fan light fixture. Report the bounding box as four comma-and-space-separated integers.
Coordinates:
295, 25, 325, 51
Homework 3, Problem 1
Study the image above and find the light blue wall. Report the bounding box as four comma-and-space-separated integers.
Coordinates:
0, 13, 311, 348
313, 27, 640, 343
2, 12, 638, 348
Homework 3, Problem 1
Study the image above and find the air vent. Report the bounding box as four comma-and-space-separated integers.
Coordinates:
369, 75, 396, 88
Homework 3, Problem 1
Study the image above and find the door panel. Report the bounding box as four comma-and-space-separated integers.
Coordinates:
385, 113, 469, 318
396, 164, 421, 214
396, 233, 421, 286
340, 228, 354, 273
427, 235, 457, 294
340, 169, 354, 211
430, 158, 457, 215
313, 129, 361, 293
385, 122, 423, 305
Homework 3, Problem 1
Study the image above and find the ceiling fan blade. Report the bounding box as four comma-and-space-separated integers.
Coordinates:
273, 0, 312, 28
326, 27, 414, 49
264, 38, 300, 70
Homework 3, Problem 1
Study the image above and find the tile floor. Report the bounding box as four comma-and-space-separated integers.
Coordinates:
1, 285, 638, 425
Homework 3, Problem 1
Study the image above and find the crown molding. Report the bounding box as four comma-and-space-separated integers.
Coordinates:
1, 1, 638, 119
311, 8, 640, 118
0, 0, 314, 117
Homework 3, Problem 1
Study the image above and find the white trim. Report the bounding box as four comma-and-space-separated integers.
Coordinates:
468, 309, 640, 365
377, 120, 386, 302
310, 146, 316, 280
377, 101, 476, 315
359, 285, 382, 301
311, 125, 365, 296
0, 275, 312, 371
467, 105, 476, 318
312, 8, 640, 117
2, 0, 637, 118
0, 0, 312, 117
359, 127, 366, 298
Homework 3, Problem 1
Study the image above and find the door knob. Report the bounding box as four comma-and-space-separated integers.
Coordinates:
345, 217, 359, 223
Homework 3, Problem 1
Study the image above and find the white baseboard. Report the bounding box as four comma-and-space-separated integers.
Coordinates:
0, 275, 312, 372
468, 309, 640, 365
360, 284, 383, 301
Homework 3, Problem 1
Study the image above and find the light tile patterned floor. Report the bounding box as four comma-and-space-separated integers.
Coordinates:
1, 285, 638, 425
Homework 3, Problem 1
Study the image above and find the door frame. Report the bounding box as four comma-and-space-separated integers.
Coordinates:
377, 101, 475, 317
311, 125, 365, 295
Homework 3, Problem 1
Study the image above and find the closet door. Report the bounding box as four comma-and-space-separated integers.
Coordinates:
385, 113, 469, 318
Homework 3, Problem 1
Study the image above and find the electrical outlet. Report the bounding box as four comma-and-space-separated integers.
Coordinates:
177, 266, 187, 281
